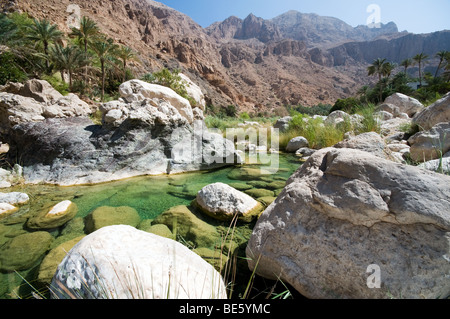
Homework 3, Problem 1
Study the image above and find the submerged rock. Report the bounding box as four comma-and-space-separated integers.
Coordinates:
84, 206, 141, 233
153, 205, 219, 248
0, 231, 54, 271
27, 200, 78, 230
247, 147, 450, 299
51, 225, 227, 299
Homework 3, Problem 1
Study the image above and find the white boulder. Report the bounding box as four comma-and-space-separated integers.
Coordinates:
51, 225, 227, 299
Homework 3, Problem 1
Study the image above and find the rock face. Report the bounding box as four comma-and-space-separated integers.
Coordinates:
6, 81, 238, 186
413, 92, 450, 131
194, 183, 263, 222
51, 225, 227, 299
246, 148, 450, 299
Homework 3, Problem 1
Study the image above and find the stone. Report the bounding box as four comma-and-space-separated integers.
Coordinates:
228, 182, 253, 191
257, 196, 277, 208
118, 79, 194, 123
412, 92, 450, 131
273, 116, 292, 132
286, 136, 309, 153
227, 167, 272, 181
334, 132, 386, 158
153, 205, 220, 248
38, 236, 85, 285
195, 183, 263, 222
384, 93, 424, 117
295, 147, 316, 157
246, 148, 450, 299
0, 231, 54, 271
408, 122, 450, 162
145, 224, 174, 239
27, 200, 78, 230
324, 110, 349, 126
0, 203, 18, 216
51, 225, 227, 299
84, 206, 141, 234
193, 247, 228, 271
418, 157, 450, 175
0, 192, 29, 205
266, 181, 286, 190
374, 111, 394, 121
376, 103, 400, 117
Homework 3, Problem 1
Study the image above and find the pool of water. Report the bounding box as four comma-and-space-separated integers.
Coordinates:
0, 153, 302, 299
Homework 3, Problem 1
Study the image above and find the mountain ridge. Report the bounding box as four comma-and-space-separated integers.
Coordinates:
3, 0, 450, 112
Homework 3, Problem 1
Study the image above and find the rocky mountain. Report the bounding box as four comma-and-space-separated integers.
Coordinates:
208, 10, 401, 48
4, 0, 450, 112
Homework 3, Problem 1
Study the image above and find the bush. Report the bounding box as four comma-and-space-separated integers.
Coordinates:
0, 51, 28, 85
289, 103, 332, 116
330, 97, 360, 114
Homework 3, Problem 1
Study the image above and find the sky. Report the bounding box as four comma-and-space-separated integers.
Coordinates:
156, 0, 450, 34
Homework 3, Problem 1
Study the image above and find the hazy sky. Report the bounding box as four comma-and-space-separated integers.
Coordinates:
157, 0, 450, 34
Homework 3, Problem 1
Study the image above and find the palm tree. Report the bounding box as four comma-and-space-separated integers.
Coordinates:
368, 58, 387, 102
116, 45, 137, 83
434, 50, 448, 78
25, 18, 63, 71
50, 44, 87, 91
70, 16, 100, 81
400, 58, 412, 74
90, 37, 118, 101
413, 53, 428, 87
381, 62, 396, 79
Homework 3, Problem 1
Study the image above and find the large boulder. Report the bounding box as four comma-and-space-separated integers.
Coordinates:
384, 93, 424, 117
408, 122, 450, 162
0, 79, 92, 136
194, 183, 264, 222
118, 79, 193, 123
246, 148, 450, 299
413, 92, 450, 131
51, 225, 227, 299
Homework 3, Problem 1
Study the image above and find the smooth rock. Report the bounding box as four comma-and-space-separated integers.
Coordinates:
285, 136, 309, 153
27, 200, 78, 230
334, 132, 386, 158
384, 93, 424, 117
413, 92, 450, 131
195, 183, 263, 222
0, 192, 29, 205
0, 231, 54, 271
51, 225, 227, 299
84, 206, 141, 233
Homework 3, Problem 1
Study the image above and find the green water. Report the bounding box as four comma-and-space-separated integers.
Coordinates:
0, 153, 302, 299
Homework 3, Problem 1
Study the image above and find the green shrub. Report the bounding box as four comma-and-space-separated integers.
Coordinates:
330, 97, 360, 114
0, 51, 28, 85
41, 74, 69, 95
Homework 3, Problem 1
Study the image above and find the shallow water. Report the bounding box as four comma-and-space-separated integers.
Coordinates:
0, 153, 302, 299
